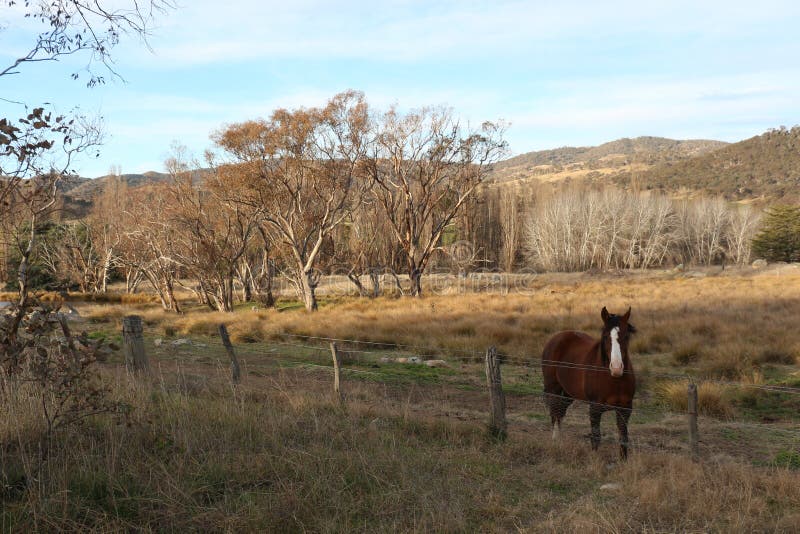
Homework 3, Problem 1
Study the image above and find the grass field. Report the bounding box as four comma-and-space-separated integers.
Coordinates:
2, 266, 800, 531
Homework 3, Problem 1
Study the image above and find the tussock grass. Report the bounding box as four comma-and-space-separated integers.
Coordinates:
2, 366, 798, 532
655, 380, 735, 419
0, 291, 160, 304
78, 270, 800, 381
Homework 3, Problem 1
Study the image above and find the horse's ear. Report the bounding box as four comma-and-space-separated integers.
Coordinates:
601, 306, 609, 323
623, 307, 631, 322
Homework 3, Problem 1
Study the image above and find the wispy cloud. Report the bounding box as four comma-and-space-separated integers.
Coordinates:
4, 0, 800, 176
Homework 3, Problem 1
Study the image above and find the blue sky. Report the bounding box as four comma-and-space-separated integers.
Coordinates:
2, 0, 800, 177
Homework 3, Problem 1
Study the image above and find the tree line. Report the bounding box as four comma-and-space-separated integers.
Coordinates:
5, 95, 798, 312
522, 187, 763, 271
4, 92, 507, 311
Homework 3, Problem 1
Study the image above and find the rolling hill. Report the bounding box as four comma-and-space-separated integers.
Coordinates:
489, 136, 728, 186
489, 128, 800, 202
55, 127, 800, 216
612, 127, 800, 200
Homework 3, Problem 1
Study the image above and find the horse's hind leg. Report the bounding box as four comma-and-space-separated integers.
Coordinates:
615, 408, 631, 460
546, 390, 572, 440
589, 404, 604, 451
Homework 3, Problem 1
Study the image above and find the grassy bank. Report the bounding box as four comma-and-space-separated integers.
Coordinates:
2, 366, 799, 532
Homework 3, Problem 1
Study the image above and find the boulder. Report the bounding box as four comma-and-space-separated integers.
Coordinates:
752, 259, 768, 269
425, 359, 448, 368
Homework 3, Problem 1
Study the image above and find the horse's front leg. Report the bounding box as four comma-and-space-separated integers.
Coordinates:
589, 404, 603, 451
615, 408, 631, 460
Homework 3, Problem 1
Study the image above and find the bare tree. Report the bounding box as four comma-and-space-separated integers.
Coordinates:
497, 185, 525, 272
727, 204, 761, 265
2, 1, 172, 85
118, 185, 182, 312
164, 149, 260, 312
525, 187, 755, 271
368, 106, 506, 296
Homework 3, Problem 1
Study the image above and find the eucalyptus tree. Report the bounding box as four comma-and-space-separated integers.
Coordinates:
213, 91, 372, 311
367, 107, 506, 296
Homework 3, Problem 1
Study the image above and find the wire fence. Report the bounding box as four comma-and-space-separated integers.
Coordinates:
135, 325, 800, 466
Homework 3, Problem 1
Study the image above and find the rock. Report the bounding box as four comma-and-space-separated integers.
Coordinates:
673, 263, 685, 272
408, 356, 422, 364
396, 357, 408, 363
600, 483, 622, 491
153, 338, 163, 347
171, 338, 191, 346
425, 359, 448, 368
379, 356, 392, 363
752, 259, 768, 269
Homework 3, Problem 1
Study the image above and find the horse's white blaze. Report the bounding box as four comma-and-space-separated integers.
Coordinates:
610, 327, 624, 376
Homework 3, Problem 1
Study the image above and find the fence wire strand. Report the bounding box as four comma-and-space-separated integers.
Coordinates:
135, 328, 800, 462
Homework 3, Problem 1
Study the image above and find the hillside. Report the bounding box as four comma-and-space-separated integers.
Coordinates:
489, 136, 728, 185
55, 128, 800, 216
60, 171, 172, 201
612, 127, 800, 200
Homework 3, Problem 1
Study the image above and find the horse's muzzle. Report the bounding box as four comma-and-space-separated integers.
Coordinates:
610, 367, 624, 378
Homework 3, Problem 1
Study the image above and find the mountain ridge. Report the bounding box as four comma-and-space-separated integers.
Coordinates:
58, 128, 800, 209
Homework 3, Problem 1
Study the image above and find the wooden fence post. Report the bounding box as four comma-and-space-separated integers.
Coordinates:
688, 382, 699, 459
485, 346, 507, 440
218, 324, 241, 384
330, 342, 343, 403
122, 315, 149, 374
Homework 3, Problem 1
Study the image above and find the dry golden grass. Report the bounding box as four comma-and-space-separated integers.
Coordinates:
78, 268, 800, 380
4, 268, 793, 530
655, 380, 734, 418
0, 290, 160, 304
2, 363, 798, 532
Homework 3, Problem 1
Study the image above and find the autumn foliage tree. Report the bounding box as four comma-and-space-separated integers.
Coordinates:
164, 150, 260, 312
213, 91, 372, 311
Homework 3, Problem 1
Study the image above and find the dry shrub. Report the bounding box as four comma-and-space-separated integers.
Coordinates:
632, 329, 671, 354
756, 348, 797, 365
672, 343, 702, 365
655, 380, 734, 419
545, 454, 800, 532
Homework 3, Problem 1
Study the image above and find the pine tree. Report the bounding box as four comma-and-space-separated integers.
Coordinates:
751, 205, 800, 262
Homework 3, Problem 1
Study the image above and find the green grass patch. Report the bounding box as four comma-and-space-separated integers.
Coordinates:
503, 382, 542, 396
772, 449, 800, 470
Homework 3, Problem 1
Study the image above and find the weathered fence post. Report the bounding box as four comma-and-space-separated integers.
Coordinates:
688, 382, 699, 459
218, 324, 241, 384
122, 315, 149, 374
485, 346, 507, 440
330, 342, 343, 403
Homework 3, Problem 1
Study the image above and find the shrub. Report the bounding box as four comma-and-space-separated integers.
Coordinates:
672, 344, 702, 365
655, 380, 734, 419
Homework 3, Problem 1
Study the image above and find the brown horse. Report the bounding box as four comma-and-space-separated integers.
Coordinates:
542, 307, 637, 459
